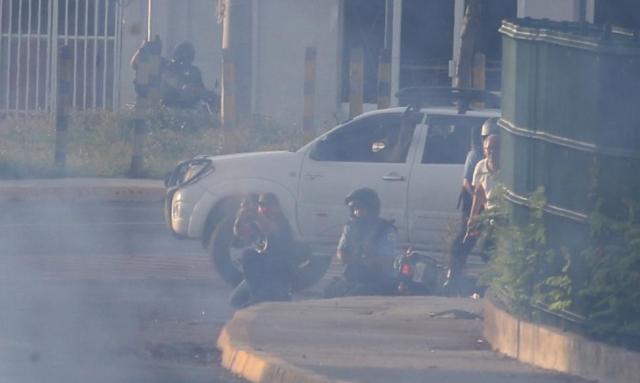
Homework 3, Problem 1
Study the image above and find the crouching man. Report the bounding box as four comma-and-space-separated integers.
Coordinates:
229, 193, 295, 308
324, 188, 398, 298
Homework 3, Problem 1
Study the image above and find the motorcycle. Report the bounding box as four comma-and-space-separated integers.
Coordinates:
392, 248, 445, 295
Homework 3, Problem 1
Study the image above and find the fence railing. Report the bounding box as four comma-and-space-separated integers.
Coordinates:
0, 0, 123, 116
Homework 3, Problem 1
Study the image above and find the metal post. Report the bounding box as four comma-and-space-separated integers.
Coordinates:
349, 47, 364, 118
472, 52, 486, 108
102, 0, 110, 110
390, 0, 402, 106
129, 117, 145, 177
221, 48, 236, 131
82, 0, 89, 110
472, 52, 486, 90
72, 0, 79, 108
453, 0, 481, 89
377, 48, 391, 109
303, 46, 317, 141
384, 0, 393, 50
36, 0, 43, 109
147, 0, 152, 40
221, 0, 252, 128
55, 45, 73, 171
25, 0, 33, 111
92, 0, 99, 109
16, 0, 23, 112
221, 48, 237, 153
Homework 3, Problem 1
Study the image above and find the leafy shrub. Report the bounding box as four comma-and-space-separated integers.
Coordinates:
484, 186, 640, 350
482, 187, 572, 317
580, 199, 640, 348
0, 108, 308, 179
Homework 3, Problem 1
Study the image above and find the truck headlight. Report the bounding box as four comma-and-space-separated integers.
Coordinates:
165, 157, 214, 188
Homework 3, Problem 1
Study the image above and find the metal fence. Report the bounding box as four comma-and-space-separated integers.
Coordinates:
0, 0, 123, 115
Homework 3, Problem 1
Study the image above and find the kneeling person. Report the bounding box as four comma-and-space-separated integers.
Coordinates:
229, 193, 295, 308
324, 188, 398, 298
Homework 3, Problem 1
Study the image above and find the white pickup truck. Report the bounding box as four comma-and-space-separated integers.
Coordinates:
165, 97, 499, 287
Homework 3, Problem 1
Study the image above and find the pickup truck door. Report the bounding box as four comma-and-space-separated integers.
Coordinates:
296, 112, 418, 245
407, 115, 483, 254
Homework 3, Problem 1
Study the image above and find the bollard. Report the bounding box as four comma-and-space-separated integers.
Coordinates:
472, 52, 486, 108
303, 46, 317, 142
349, 47, 364, 118
377, 48, 391, 109
54, 45, 73, 172
221, 48, 239, 153
222, 48, 236, 131
129, 115, 145, 176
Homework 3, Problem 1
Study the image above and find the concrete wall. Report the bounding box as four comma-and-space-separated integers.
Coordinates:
118, 0, 223, 109
484, 299, 640, 383
253, 0, 343, 130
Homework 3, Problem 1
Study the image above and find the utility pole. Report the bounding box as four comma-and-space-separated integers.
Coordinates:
377, 0, 393, 109
453, 0, 481, 88
221, 0, 252, 131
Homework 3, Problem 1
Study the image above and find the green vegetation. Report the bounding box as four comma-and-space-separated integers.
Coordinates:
0, 108, 308, 179
483, 187, 640, 351
482, 187, 572, 317
581, 199, 640, 348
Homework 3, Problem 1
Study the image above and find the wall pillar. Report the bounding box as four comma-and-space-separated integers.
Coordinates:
390, 0, 402, 106
517, 0, 594, 22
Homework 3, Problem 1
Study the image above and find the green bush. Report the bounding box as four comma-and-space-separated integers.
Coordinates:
484, 186, 640, 350
580, 199, 640, 348
0, 108, 308, 179
482, 187, 572, 317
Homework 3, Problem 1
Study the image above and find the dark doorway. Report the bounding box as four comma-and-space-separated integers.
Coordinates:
341, 0, 386, 103
477, 0, 517, 91
400, 0, 453, 90
595, 0, 640, 29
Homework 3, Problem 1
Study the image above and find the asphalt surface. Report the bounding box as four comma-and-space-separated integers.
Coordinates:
0, 201, 247, 383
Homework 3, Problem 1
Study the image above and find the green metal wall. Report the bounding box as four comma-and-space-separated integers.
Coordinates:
499, 19, 640, 245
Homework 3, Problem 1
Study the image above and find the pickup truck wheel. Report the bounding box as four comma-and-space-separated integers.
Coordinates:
208, 216, 333, 290
207, 216, 245, 287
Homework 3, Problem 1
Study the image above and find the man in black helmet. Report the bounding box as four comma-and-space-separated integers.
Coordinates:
324, 188, 398, 298
161, 41, 218, 110
444, 117, 500, 293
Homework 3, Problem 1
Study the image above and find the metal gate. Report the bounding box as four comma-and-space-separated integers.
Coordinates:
0, 0, 123, 115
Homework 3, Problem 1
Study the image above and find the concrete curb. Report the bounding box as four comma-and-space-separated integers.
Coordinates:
484, 298, 640, 383
0, 178, 165, 203
217, 308, 353, 383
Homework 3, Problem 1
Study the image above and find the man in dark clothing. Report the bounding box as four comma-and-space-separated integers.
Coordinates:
229, 193, 295, 308
161, 42, 218, 110
444, 118, 499, 293
324, 188, 398, 298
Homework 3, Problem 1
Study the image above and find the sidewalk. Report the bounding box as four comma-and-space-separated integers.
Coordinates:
0, 177, 165, 202
218, 296, 592, 383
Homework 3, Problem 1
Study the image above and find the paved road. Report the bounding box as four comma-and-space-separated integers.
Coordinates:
0, 201, 247, 383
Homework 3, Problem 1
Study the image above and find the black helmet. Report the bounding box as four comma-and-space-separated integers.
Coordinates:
481, 117, 500, 137
345, 188, 380, 216
173, 42, 195, 64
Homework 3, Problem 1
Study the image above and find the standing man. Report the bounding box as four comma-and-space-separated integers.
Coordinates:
229, 193, 295, 308
444, 118, 499, 292
324, 188, 398, 298
130, 35, 165, 107
465, 133, 500, 243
